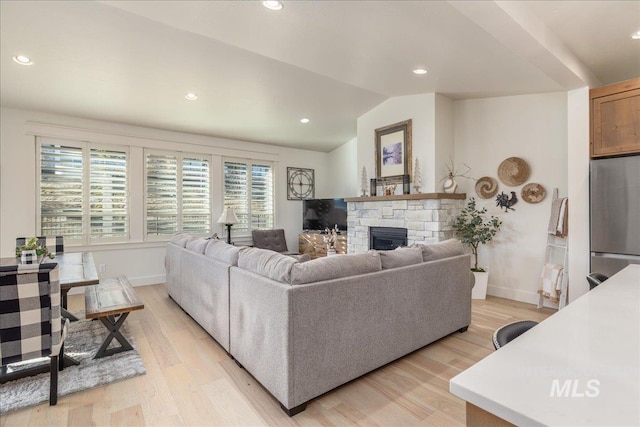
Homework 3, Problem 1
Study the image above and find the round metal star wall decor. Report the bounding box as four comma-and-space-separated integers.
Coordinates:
287, 167, 315, 200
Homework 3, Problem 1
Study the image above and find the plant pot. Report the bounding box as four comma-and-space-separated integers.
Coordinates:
326, 248, 337, 256
471, 270, 488, 299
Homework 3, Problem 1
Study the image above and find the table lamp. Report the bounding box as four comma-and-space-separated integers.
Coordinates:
217, 208, 239, 244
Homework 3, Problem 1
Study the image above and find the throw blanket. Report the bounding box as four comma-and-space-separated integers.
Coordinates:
538, 263, 564, 303
547, 197, 568, 237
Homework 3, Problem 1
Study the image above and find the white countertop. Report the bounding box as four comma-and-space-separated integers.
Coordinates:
450, 264, 640, 426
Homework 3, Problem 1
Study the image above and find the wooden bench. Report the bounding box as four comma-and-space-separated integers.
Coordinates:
85, 276, 144, 359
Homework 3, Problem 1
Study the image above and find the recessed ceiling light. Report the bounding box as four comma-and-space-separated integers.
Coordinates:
12, 55, 34, 66
300, 118, 310, 124
412, 68, 428, 75
632, 31, 640, 40
263, 1, 283, 11
185, 93, 198, 101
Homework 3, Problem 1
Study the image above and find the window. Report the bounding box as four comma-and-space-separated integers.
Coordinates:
90, 148, 128, 239
223, 160, 274, 233
38, 138, 129, 243
145, 150, 211, 238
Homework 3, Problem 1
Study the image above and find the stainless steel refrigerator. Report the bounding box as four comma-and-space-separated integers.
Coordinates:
590, 155, 640, 277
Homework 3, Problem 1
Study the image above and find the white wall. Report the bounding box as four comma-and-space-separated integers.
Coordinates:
0, 107, 330, 284
326, 137, 358, 197
434, 94, 455, 187
454, 92, 568, 304
566, 87, 590, 302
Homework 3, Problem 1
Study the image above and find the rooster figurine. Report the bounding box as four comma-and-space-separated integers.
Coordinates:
496, 191, 518, 212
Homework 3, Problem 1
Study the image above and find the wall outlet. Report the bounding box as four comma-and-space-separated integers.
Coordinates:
98, 264, 106, 273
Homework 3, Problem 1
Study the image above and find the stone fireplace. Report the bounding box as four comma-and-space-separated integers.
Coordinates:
345, 194, 465, 253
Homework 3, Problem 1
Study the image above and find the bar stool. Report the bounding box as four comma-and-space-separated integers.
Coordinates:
492, 320, 538, 350
586, 273, 608, 291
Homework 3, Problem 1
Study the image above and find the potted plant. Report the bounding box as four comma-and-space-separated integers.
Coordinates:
452, 198, 502, 299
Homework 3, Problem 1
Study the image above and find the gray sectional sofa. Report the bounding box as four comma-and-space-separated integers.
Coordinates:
165, 235, 474, 415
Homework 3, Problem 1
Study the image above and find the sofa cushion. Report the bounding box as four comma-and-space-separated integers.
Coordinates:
170, 233, 191, 248
418, 239, 464, 262
185, 237, 209, 254
238, 247, 297, 283
205, 239, 240, 266
290, 251, 381, 285
379, 247, 423, 269
289, 253, 311, 263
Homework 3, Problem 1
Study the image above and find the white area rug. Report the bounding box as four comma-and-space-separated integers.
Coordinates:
0, 319, 146, 414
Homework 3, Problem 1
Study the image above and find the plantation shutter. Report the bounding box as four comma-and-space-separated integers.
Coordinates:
40, 143, 84, 239
146, 153, 178, 236
182, 157, 211, 233
223, 161, 249, 232
251, 164, 274, 229
223, 160, 274, 234
90, 148, 128, 239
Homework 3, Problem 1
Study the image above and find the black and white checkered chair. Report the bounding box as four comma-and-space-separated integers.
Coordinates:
0, 264, 69, 405
16, 236, 64, 256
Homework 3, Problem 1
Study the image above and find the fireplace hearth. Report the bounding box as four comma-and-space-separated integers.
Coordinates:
369, 227, 408, 250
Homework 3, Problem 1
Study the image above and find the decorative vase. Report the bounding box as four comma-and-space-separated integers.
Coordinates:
472, 270, 489, 299
327, 248, 337, 256
443, 173, 458, 193
20, 250, 37, 264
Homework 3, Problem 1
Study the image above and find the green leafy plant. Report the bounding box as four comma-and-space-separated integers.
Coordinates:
15, 237, 54, 259
452, 198, 502, 272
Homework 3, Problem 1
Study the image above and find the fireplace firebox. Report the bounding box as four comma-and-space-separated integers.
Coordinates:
369, 227, 408, 250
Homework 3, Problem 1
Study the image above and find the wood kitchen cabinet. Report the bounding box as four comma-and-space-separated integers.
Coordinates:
590, 77, 640, 158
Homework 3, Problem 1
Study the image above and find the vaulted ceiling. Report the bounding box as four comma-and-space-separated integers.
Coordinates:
1, 1, 638, 152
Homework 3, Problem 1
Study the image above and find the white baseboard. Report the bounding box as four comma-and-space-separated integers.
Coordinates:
487, 284, 558, 309
128, 274, 166, 287
67, 274, 166, 295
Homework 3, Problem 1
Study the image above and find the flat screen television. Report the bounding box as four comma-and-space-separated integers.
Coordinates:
303, 198, 347, 232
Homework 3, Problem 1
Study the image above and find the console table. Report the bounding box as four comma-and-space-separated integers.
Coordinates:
298, 232, 347, 259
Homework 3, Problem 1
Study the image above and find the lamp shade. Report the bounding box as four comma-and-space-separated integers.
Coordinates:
217, 208, 239, 225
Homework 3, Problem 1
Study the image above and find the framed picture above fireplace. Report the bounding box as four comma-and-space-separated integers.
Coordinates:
375, 119, 412, 183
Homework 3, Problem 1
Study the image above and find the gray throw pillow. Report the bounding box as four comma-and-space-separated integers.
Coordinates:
290, 251, 381, 285
205, 239, 241, 266
238, 247, 298, 283
420, 239, 464, 262
289, 253, 311, 263
170, 233, 191, 248
185, 237, 209, 254
379, 247, 423, 269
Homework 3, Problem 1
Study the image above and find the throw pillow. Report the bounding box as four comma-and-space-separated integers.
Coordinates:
185, 237, 209, 254
289, 253, 311, 263
170, 233, 191, 248
238, 247, 298, 283
379, 247, 423, 269
290, 251, 381, 285
419, 239, 464, 262
205, 239, 241, 266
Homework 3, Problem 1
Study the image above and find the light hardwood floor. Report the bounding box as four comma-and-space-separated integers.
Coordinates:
0, 284, 554, 427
